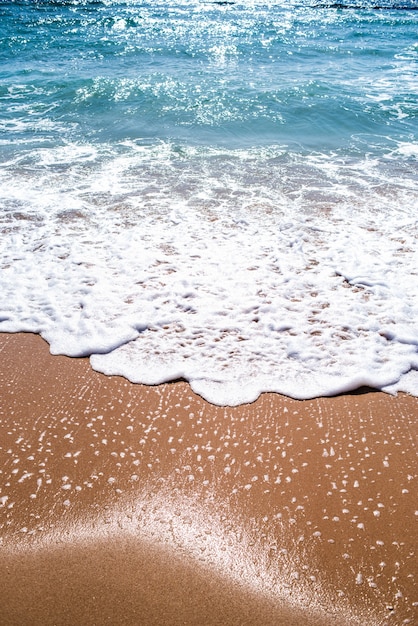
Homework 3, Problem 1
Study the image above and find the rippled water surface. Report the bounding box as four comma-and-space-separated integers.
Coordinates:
1, 0, 417, 403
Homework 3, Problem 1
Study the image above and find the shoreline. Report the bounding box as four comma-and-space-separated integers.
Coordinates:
0, 332, 416, 625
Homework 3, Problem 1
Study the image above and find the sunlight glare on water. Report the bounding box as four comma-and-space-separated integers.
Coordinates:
0, 0, 417, 404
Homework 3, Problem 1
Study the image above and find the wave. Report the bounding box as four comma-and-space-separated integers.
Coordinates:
1, 140, 418, 404
312, 1, 418, 8
1, 0, 417, 404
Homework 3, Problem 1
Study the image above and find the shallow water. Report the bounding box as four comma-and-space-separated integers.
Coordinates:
1, 0, 418, 404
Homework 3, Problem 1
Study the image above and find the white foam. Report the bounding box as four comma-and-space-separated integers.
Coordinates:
1, 142, 418, 405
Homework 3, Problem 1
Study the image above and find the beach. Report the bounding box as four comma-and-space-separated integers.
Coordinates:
0, 331, 416, 625
1, 2, 418, 624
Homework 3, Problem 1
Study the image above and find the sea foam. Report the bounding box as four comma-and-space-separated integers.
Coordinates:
1, 0, 418, 405
1, 142, 418, 405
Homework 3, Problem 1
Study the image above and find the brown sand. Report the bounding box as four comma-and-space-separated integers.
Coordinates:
0, 332, 416, 625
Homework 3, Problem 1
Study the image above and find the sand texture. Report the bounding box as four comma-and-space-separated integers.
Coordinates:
0, 333, 417, 625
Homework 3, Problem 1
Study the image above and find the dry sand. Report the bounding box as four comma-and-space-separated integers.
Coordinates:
0, 332, 416, 625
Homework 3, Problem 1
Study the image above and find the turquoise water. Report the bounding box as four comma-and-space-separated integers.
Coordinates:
1, 0, 418, 404
1, 1, 417, 150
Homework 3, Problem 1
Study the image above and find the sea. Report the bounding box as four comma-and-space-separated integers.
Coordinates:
1, 0, 417, 405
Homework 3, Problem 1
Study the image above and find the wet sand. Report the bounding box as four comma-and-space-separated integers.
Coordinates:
0, 332, 416, 625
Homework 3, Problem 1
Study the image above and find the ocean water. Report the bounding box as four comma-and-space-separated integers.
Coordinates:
1, 0, 417, 405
